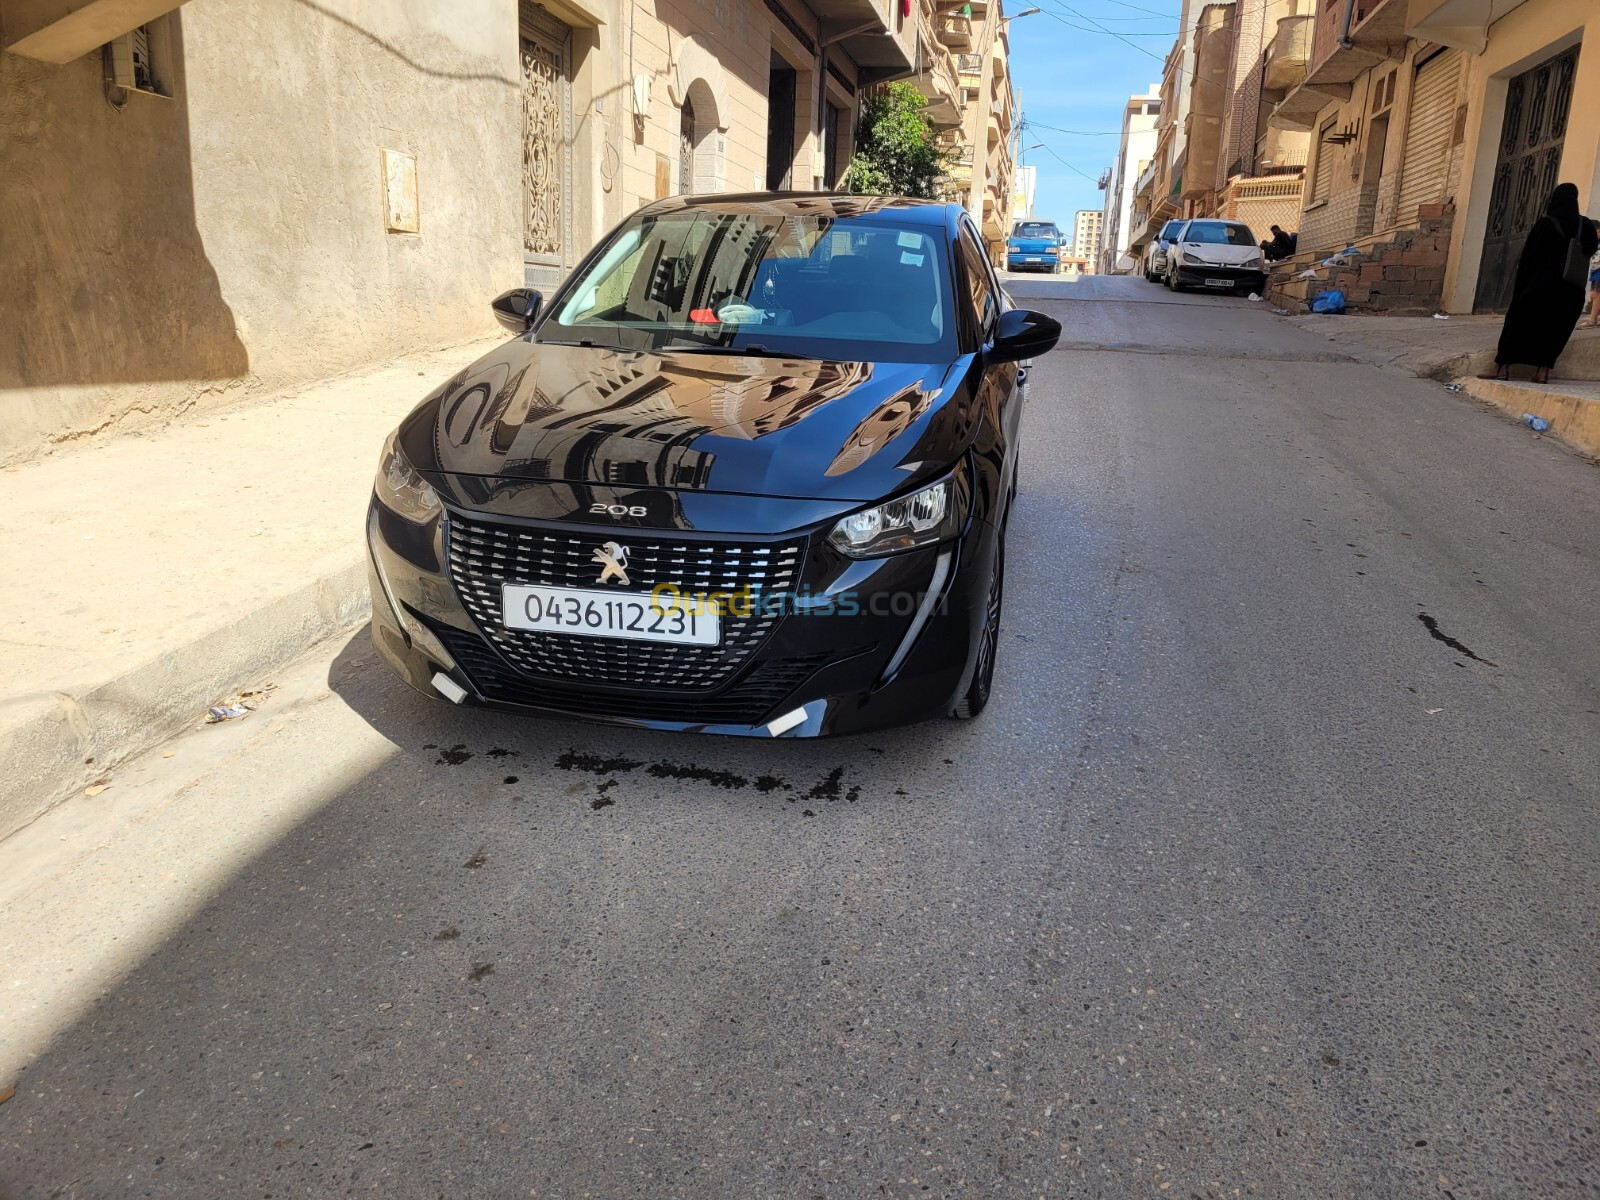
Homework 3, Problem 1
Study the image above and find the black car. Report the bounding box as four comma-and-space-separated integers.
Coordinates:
367, 194, 1061, 737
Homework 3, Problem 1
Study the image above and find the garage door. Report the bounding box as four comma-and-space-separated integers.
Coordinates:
1396, 49, 1463, 223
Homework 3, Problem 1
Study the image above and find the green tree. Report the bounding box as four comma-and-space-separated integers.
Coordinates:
844, 82, 949, 198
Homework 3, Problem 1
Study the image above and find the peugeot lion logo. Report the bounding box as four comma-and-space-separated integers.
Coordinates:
592, 541, 630, 586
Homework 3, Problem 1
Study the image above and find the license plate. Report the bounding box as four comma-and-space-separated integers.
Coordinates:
1205, 277, 1234, 288
501, 584, 720, 646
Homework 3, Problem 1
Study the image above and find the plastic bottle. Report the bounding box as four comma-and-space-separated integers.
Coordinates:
1521, 413, 1551, 432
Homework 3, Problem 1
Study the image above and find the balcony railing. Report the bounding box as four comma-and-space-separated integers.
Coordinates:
958, 52, 983, 76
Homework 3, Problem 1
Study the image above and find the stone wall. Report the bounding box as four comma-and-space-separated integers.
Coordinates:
1268, 204, 1455, 314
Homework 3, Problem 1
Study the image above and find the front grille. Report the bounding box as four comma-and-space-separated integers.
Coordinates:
445, 515, 805, 689
433, 624, 826, 726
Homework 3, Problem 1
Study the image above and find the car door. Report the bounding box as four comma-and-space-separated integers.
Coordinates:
956, 220, 1019, 521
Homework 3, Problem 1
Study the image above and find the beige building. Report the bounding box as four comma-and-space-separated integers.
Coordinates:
1259, 0, 1595, 313
1072, 209, 1103, 270
939, 1, 1017, 263
2, 0, 1005, 466
1101, 85, 1162, 273
1407, 0, 1600, 313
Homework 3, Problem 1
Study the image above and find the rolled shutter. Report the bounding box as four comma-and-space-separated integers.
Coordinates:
1397, 49, 1462, 222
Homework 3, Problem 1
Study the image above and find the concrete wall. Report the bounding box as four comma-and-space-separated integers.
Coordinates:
1442, 0, 1600, 313
0, 0, 522, 466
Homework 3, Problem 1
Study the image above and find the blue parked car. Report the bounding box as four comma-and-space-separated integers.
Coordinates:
1007, 220, 1063, 274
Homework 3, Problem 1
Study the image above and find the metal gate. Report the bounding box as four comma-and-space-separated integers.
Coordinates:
1396, 49, 1462, 224
520, 2, 573, 288
1474, 45, 1579, 312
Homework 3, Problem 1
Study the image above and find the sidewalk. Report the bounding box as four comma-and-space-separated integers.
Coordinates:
1280, 311, 1600, 457
0, 334, 503, 840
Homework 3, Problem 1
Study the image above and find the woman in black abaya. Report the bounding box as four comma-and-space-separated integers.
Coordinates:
1481, 182, 1599, 383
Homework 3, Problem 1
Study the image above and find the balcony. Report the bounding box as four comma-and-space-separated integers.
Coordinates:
939, 14, 972, 48
1406, 0, 1530, 54
913, 35, 963, 128
805, 0, 916, 83
1298, 0, 1406, 97
1263, 14, 1313, 93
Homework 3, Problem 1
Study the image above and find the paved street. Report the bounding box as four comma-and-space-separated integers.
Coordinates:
3, 275, 1599, 1198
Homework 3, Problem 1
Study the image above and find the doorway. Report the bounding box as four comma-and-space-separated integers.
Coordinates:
519, 1, 573, 289
680, 99, 696, 194
766, 52, 797, 191
1474, 45, 1580, 312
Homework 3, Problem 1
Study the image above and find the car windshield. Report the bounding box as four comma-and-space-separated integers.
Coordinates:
1182, 222, 1254, 246
539, 203, 954, 361
1161, 222, 1183, 239
1014, 222, 1060, 239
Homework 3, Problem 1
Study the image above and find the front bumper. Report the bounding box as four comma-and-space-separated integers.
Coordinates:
366, 498, 997, 738
1007, 253, 1058, 272
1173, 263, 1267, 291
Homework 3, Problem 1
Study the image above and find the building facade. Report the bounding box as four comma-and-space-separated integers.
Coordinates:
1, 0, 1014, 466
1073, 209, 1104, 271
1100, 85, 1162, 273
942, 1, 1019, 264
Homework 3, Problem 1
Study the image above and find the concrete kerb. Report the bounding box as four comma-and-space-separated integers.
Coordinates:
0, 552, 370, 843
1458, 376, 1600, 459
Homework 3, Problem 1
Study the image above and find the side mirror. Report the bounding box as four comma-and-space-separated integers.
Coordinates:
491, 287, 543, 334
989, 308, 1061, 363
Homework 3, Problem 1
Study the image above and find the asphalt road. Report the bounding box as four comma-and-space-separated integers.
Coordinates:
3, 275, 1599, 1199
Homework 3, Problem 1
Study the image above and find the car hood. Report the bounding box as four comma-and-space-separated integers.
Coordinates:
397, 338, 973, 504
1180, 242, 1260, 266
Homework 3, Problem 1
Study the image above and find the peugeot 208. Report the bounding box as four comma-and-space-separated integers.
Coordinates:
366, 194, 1061, 737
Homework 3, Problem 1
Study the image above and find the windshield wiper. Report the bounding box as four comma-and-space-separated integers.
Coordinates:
659, 343, 816, 358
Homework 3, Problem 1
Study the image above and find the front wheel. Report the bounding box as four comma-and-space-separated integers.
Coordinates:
952, 533, 1005, 720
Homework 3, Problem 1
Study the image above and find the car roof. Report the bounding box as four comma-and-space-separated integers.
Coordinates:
1184, 218, 1248, 229
642, 192, 959, 228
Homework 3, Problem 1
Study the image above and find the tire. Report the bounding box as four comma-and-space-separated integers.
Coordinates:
952, 531, 1005, 720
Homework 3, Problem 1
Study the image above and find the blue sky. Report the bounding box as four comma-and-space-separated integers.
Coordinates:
1004, 0, 1182, 224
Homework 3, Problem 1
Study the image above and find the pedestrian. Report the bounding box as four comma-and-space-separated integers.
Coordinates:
1268, 225, 1295, 261
1480, 182, 1599, 383
1259, 238, 1276, 262
1581, 244, 1600, 328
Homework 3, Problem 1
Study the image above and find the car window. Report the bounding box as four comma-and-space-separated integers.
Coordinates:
542, 205, 954, 361
1181, 222, 1255, 246
957, 225, 997, 338
1161, 221, 1183, 241
1014, 222, 1061, 240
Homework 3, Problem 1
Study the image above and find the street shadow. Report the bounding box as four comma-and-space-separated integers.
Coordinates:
0, 625, 972, 1197
0, 14, 248, 393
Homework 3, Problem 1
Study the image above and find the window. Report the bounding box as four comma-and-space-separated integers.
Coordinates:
958, 225, 997, 336
544, 206, 954, 361
1179, 221, 1255, 245
1013, 221, 1061, 240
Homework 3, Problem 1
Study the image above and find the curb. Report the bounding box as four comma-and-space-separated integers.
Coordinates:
0, 553, 370, 842
1457, 375, 1600, 458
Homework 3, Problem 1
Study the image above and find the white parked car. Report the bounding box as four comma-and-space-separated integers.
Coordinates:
1164, 219, 1267, 295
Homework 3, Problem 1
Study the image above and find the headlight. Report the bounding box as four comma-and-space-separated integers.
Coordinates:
374, 432, 442, 524
828, 472, 967, 558
1180, 250, 1202, 265
1243, 252, 1264, 267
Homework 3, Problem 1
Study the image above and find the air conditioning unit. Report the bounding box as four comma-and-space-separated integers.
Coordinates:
108, 21, 173, 97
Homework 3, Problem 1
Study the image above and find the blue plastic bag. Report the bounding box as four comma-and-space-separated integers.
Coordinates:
1310, 289, 1346, 314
